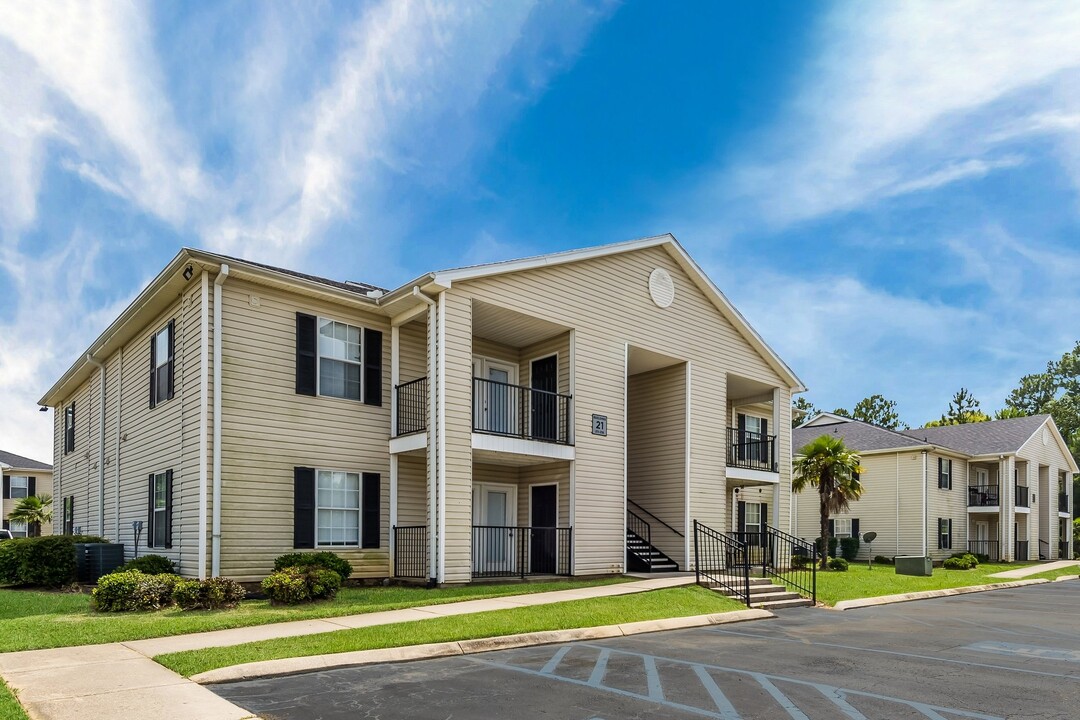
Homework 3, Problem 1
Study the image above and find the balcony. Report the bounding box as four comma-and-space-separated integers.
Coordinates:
968, 484, 999, 507
968, 540, 1000, 561
473, 377, 572, 445
1060, 493, 1070, 513
727, 428, 777, 472
471, 525, 573, 578
395, 377, 428, 436
1015, 484, 1029, 508
1015, 540, 1029, 561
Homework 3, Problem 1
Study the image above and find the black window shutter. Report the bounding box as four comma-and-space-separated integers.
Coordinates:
294, 467, 316, 548
948, 519, 953, 549
28, 477, 36, 497
363, 328, 383, 406
737, 501, 746, 533
166, 319, 176, 400
361, 473, 381, 548
1, 476, 8, 500
296, 313, 317, 396
828, 518, 835, 536
164, 470, 173, 549
937, 458, 943, 488
149, 331, 158, 408
937, 518, 943, 549
1, 520, 7, 531
851, 518, 860, 539
147, 474, 155, 548
760, 502, 769, 530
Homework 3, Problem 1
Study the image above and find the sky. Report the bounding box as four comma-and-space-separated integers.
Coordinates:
3, 1, 1080, 463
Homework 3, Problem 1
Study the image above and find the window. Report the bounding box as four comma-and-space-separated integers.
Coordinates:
318, 319, 363, 400
938, 458, 952, 489
64, 403, 75, 454
316, 470, 361, 546
834, 518, 852, 538
745, 502, 762, 533
146, 471, 172, 549
938, 518, 952, 550
62, 496, 75, 535
8, 521, 26, 538
8, 476, 28, 499
149, 322, 175, 407
152, 473, 168, 547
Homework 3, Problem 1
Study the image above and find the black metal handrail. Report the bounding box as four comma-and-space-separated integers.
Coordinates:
1015, 484, 1029, 508
1060, 493, 1070, 513
694, 520, 750, 606
395, 377, 428, 436
726, 427, 777, 471
393, 525, 428, 579
1015, 540, 1029, 561
628, 499, 684, 538
763, 524, 816, 603
626, 510, 653, 571
968, 484, 1000, 507
968, 539, 1000, 561
473, 377, 572, 444
1060, 540, 1071, 559
471, 525, 572, 579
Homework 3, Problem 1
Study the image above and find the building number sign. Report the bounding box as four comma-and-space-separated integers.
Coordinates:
591, 414, 608, 436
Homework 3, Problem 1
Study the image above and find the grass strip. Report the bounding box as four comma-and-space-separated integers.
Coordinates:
0, 680, 28, 720
156, 586, 743, 678
0, 577, 628, 653
815, 562, 1079, 606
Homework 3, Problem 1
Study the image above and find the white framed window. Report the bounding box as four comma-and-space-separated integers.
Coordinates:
152, 472, 168, 548
318, 318, 363, 401
151, 323, 173, 406
8, 520, 27, 538
316, 470, 361, 547
9, 476, 28, 499
745, 502, 762, 533
834, 518, 852, 538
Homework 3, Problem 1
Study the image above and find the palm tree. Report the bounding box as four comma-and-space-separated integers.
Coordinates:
793, 436, 864, 569
8, 494, 52, 538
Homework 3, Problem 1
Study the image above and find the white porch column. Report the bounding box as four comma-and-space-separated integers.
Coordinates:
1001, 457, 1014, 562
771, 387, 782, 531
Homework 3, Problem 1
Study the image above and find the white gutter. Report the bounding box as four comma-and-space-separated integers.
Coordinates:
113, 348, 123, 540
85, 354, 106, 536
921, 450, 928, 556
895, 453, 900, 556
211, 265, 229, 577
411, 287, 438, 584
198, 271, 210, 579
437, 291, 447, 584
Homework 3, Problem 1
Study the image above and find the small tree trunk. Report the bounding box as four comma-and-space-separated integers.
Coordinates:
819, 489, 830, 570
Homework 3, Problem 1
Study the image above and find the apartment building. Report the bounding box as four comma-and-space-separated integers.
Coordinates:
1, 450, 53, 537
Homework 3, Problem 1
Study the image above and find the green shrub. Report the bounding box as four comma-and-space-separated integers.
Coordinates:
839, 537, 860, 562
828, 557, 849, 571
262, 567, 341, 605
92, 571, 182, 612
273, 552, 352, 583
873, 555, 894, 565
0, 535, 111, 587
791, 554, 812, 569
943, 555, 977, 570
172, 577, 246, 610
118, 554, 176, 575
815, 537, 840, 558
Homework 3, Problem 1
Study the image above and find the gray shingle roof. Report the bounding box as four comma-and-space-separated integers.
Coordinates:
794, 420, 927, 453
210, 252, 387, 296
0, 450, 52, 471
899, 414, 1051, 456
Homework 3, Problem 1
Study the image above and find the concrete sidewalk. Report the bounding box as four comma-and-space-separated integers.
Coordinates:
988, 559, 1079, 579
0, 576, 693, 720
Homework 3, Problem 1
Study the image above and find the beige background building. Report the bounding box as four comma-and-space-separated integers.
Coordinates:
1, 450, 53, 537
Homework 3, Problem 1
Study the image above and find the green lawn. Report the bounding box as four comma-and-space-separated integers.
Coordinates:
0, 578, 629, 653
815, 562, 1079, 606
0, 680, 27, 720
156, 586, 743, 677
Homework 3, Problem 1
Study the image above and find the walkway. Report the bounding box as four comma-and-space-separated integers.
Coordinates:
988, 559, 1079, 579
0, 576, 693, 720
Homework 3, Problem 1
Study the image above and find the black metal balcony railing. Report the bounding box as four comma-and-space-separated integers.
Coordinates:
1015, 540, 1029, 561
727, 428, 777, 472
473, 377, 572, 445
968, 540, 1000, 561
395, 377, 428, 436
392, 525, 428, 579
968, 484, 1000, 507
1060, 493, 1070, 513
471, 526, 572, 578
1015, 484, 1029, 508
694, 520, 751, 606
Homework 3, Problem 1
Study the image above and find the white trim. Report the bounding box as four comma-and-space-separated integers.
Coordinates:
527, 481, 559, 527
389, 453, 398, 576
391, 303, 427, 327
568, 329, 576, 570
313, 468, 363, 549
921, 451, 928, 557
1019, 417, 1080, 473
725, 466, 780, 484
684, 361, 692, 568
472, 482, 519, 574
390, 432, 428, 454
437, 292, 447, 583
391, 324, 400, 436
622, 343, 629, 575
470, 433, 575, 461
211, 264, 229, 577
113, 346, 123, 541
771, 387, 781, 531
315, 315, 366, 402
198, 271, 209, 580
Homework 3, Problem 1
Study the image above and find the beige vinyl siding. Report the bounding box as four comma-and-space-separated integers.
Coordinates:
519, 462, 571, 529
441, 291, 475, 583
2, 471, 53, 535
216, 279, 391, 581
473, 338, 520, 367
1018, 419, 1073, 558
398, 319, 427, 383
927, 454, 968, 561
455, 245, 787, 575
396, 455, 428, 526
627, 364, 687, 567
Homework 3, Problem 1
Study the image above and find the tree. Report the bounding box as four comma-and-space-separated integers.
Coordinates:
791, 397, 817, 428
994, 406, 1027, 420
831, 407, 851, 418
850, 394, 903, 429
8, 494, 52, 538
926, 388, 990, 426
793, 435, 864, 569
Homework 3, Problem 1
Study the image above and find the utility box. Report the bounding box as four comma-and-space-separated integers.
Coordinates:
75, 543, 126, 582
895, 555, 932, 577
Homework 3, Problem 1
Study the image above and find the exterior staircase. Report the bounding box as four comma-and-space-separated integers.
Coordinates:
712, 576, 814, 610
625, 530, 679, 573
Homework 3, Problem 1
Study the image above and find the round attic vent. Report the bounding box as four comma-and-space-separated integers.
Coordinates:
648, 268, 675, 308
1043, 428, 1049, 446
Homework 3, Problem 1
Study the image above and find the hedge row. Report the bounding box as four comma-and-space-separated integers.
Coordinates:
0, 535, 108, 588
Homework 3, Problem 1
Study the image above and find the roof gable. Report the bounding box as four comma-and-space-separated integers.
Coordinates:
794, 419, 927, 454
0, 450, 52, 471
899, 415, 1055, 456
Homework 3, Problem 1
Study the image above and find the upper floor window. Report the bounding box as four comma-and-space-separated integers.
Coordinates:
8, 476, 28, 499
149, 320, 175, 408
938, 458, 952, 489
319, 319, 362, 401
295, 313, 382, 406
64, 402, 75, 454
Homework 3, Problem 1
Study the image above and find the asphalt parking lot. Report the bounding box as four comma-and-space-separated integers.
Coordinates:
211, 581, 1080, 720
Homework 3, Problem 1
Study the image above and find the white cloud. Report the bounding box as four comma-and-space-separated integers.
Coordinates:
884, 155, 1026, 198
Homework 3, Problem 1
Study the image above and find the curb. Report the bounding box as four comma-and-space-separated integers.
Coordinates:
190, 608, 773, 684
832, 579, 1049, 610
1052, 574, 1080, 583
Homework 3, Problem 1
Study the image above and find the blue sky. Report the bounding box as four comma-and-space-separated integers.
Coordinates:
3, 1, 1080, 461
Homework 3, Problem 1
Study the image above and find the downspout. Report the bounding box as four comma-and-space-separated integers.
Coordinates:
412, 287, 438, 584
921, 450, 928, 556
895, 453, 900, 556
198, 271, 210, 579
85, 354, 106, 537
113, 348, 123, 540
212, 265, 229, 577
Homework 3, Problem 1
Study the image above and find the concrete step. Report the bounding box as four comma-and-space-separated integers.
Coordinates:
752, 597, 815, 610
745, 591, 802, 603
